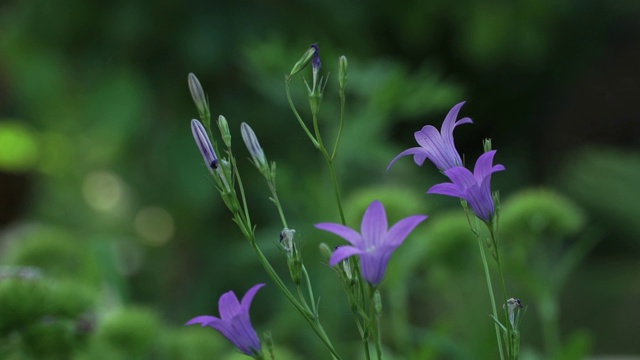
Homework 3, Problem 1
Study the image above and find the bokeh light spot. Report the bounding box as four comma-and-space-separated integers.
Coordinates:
134, 206, 175, 246
82, 171, 124, 211
0, 121, 38, 172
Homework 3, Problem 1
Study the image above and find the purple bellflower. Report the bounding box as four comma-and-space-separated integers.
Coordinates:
387, 101, 473, 172
186, 283, 265, 356
191, 119, 219, 171
315, 200, 427, 286
428, 150, 505, 222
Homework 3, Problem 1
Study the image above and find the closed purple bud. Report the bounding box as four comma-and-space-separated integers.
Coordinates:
310, 43, 321, 73
188, 73, 209, 120
191, 119, 218, 171
240, 122, 268, 172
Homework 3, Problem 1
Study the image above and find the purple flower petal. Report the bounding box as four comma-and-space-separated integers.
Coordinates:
388, 101, 472, 172
240, 283, 266, 311
218, 291, 241, 320
361, 200, 388, 247
315, 223, 363, 247
185, 315, 217, 326
387, 147, 428, 170
386, 215, 428, 247
427, 182, 463, 197
329, 246, 363, 266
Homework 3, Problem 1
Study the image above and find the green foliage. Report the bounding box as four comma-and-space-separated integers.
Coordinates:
501, 189, 585, 241
2, 226, 100, 287
0, 275, 95, 359
557, 148, 640, 246
91, 307, 162, 358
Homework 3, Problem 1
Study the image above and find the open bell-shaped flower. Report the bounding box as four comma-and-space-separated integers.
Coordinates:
186, 284, 265, 356
388, 101, 473, 172
315, 200, 427, 286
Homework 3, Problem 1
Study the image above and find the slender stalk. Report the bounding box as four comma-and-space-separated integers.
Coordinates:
477, 234, 505, 360
488, 225, 516, 359
302, 265, 318, 315
248, 236, 342, 360
285, 78, 319, 148
331, 84, 346, 160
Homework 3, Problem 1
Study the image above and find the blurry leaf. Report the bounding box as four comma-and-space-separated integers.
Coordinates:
556, 147, 640, 247
555, 330, 592, 360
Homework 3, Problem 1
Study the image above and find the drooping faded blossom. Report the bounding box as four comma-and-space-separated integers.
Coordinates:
315, 200, 427, 286
388, 101, 473, 172
428, 150, 505, 222
186, 283, 265, 357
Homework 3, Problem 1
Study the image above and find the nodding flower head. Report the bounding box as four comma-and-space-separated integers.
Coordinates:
388, 101, 473, 172
191, 119, 219, 171
428, 150, 505, 223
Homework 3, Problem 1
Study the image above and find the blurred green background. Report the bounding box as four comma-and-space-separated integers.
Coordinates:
1, 0, 640, 359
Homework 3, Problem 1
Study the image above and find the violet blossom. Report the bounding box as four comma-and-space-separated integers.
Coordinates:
186, 283, 265, 356
388, 101, 473, 172
315, 200, 427, 286
428, 150, 505, 222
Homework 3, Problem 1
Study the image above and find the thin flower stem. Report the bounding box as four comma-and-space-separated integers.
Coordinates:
229, 160, 341, 359
375, 316, 382, 360
302, 265, 318, 315
370, 288, 382, 360
330, 86, 346, 160
285, 78, 319, 148
488, 224, 516, 360
268, 180, 288, 229
477, 233, 505, 360
312, 113, 346, 225
248, 235, 342, 360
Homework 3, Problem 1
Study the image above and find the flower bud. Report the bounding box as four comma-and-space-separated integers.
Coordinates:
318, 243, 333, 260
240, 122, 269, 174
374, 289, 382, 315
188, 73, 210, 121
338, 55, 348, 91
339, 257, 353, 281
289, 45, 317, 77
217, 115, 231, 148
310, 43, 321, 95
191, 119, 218, 172
483, 138, 493, 153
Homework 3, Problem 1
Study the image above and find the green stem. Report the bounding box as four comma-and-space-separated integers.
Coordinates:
302, 265, 318, 315
477, 235, 505, 360
285, 78, 319, 148
248, 236, 342, 360
488, 225, 516, 360
331, 86, 346, 160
